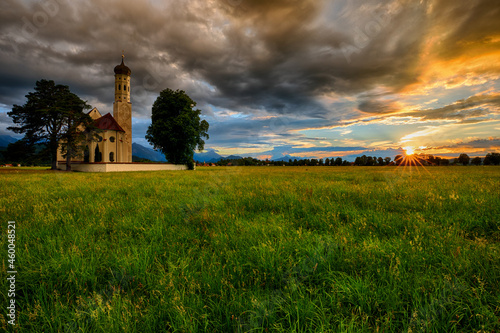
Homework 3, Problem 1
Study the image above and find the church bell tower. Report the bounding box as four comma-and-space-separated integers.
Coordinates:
113, 54, 132, 162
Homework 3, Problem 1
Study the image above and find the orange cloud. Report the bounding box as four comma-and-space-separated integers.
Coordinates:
402, 51, 500, 95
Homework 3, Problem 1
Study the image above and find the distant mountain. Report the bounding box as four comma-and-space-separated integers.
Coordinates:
193, 149, 223, 163
131, 143, 167, 162
273, 154, 302, 162
132, 143, 229, 163
224, 155, 244, 160
0, 135, 18, 148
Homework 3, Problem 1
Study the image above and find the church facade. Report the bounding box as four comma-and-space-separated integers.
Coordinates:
58, 56, 133, 164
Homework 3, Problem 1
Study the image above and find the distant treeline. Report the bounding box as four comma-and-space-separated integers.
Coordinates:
212, 157, 351, 166
197, 152, 500, 167
2, 140, 499, 167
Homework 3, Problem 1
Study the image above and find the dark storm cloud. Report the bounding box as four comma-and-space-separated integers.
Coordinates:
0, 0, 424, 116
206, 0, 431, 111
0, 0, 498, 146
0, 111, 15, 135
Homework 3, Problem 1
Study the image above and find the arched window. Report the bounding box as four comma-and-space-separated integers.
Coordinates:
118, 84, 121, 90
109, 152, 115, 162
94, 145, 102, 162
124, 84, 127, 91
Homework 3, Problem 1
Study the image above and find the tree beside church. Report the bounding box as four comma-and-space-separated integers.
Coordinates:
8, 79, 91, 170
146, 88, 209, 170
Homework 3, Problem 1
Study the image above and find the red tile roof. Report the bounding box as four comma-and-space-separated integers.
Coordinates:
94, 113, 125, 132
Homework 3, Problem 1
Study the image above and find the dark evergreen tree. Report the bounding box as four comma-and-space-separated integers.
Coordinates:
8, 80, 91, 169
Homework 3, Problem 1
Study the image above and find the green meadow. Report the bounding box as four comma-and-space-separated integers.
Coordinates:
1, 166, 499, 332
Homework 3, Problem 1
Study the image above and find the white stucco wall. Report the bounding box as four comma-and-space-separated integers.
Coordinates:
58, 163, 189, 172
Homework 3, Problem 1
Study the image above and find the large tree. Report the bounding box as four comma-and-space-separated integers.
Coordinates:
146, 88, 209, 169
458, 153, 470, 166
483, 152, 500, 165
59, 97, 95, 171
8, 80, 91, 170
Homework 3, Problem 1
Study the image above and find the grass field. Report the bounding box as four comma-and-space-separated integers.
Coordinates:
1, 166, 499, 332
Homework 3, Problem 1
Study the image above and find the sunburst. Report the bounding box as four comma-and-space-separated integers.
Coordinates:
403, 146, 414, 155
396, 146, 429, 170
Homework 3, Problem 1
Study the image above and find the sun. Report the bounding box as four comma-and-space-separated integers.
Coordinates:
403, 146, 415, 155
397, 146, 429, 168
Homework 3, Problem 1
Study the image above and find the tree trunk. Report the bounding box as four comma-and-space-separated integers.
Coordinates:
50, 138, 59, 170
66, 144, 72, 171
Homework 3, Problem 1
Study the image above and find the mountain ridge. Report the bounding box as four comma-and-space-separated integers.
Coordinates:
0, 135, 19, 148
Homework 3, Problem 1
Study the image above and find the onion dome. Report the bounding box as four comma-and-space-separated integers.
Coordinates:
114, 57, 131, 75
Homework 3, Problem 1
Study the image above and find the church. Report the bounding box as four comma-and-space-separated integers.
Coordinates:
57, 55, 133, 164
57, 56, 188, 172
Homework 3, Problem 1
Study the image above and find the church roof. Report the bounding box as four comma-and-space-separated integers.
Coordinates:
114, 57, 131, 75
94, 113, 125, 132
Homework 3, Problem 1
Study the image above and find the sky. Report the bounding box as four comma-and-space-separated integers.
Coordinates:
0, 0, 499, 160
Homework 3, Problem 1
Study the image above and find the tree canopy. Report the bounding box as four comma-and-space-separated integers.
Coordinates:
146, 88, 209, 169
8, 79, 91, 169
471, 156, 482, 166
483, 152, 500, 165
458, 153, 470, 166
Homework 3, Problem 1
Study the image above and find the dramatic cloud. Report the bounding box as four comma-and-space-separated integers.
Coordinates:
0, 0, 499, 157
435, 137, 500, 150
418, 137, 500, 157
356, 92, 500, 122
358, 99, 402, 114
405, 93, 500, 122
